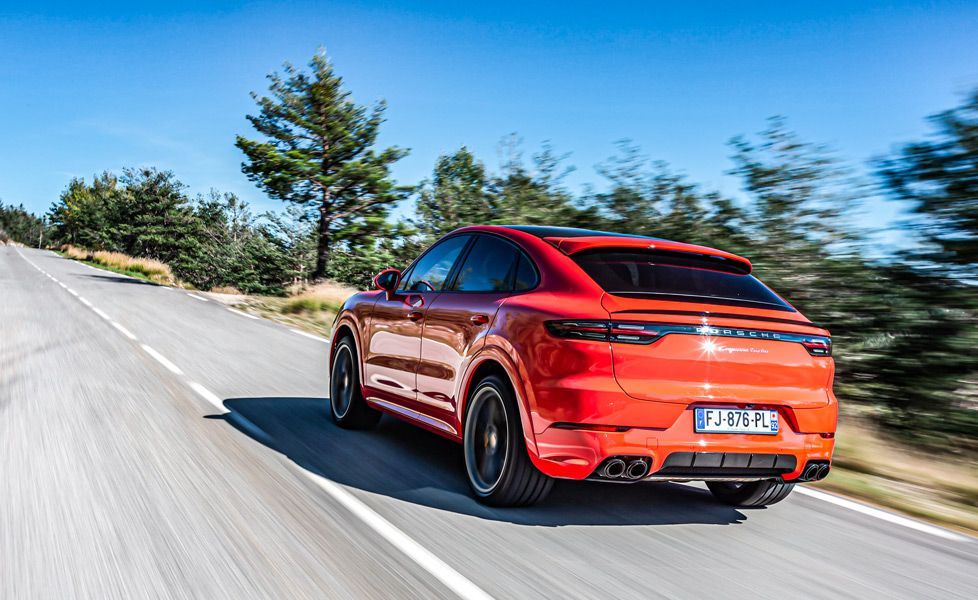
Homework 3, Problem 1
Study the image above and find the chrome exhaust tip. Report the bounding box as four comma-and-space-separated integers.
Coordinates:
804, 464, 820, 481
601, 459, 627, 479
817, 464, 830, 480
625, 459, 649, 480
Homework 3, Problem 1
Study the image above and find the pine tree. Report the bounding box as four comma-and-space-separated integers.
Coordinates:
414, 147, 493, 240
236, 50, 409, 279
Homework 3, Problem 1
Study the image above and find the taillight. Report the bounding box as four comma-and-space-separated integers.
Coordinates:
545, 320, 662, 344
801, 337, 832, 356
544, 320, 611, 341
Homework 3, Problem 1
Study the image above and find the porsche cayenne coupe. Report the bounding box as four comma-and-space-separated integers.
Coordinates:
327, 225, 837, 507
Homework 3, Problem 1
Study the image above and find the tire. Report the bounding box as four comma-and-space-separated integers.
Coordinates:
329, 337, 381, 429
463, 375, 553, 507
706, 480, 796, 507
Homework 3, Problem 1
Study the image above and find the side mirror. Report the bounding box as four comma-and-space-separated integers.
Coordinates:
373, 268, 401, 293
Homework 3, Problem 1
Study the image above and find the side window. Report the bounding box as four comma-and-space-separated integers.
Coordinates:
399, 235, 470, 292
453, 235, 520, 292
514, 253, 539, 291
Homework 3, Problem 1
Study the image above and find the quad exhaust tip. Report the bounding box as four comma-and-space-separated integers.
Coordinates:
601, 459, 627, 479
597, 457, 650, 481
625, 459, 649, 480
801, 461, 831, 482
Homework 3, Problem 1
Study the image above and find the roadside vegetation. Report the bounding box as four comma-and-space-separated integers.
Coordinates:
817, 416, 978, 534
211, 281, 356, 338
60, 244, 177, 285
6, 50, 976, 530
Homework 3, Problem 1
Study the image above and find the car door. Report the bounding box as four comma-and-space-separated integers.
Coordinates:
417, 234, 537, 424
363, 234, 471, 404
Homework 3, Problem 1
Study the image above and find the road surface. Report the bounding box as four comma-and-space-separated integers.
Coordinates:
2, 246, 976, 599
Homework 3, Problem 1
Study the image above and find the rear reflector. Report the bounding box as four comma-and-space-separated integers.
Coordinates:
551, 422, 631, 433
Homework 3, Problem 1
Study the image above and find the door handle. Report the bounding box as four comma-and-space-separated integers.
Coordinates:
469, 314, 489, 325
407, 310, 424, 322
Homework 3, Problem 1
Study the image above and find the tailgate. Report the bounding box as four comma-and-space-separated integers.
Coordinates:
602, 295, 834, 408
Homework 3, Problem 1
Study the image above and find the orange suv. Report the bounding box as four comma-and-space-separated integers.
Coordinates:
328, 226, 837, 507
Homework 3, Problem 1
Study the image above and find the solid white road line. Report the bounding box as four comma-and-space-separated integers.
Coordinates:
290, 328, 328, 343
110, 321, 138, 340
795, 487, 967, 542
140, 344, 184, 375
92, 307, 111, 321
298, 470, 494, 600
187, 293, 209, 302
227, 308, 260, 320
79, 297, 92, 307
68, 289, 79, 297
188, 381, 224, 410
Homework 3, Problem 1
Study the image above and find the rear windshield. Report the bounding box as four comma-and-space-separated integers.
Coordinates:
573, 250, 794, 311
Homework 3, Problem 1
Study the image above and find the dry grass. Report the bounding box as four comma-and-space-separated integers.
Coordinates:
281, 281, 357, 315
61, 245, 177, 285
62, 244, 89, 260
817, 416, 978, 535
226, 280, 359, 338
209, 285, 242, 295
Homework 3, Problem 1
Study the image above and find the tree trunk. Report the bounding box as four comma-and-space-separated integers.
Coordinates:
313, 210, 331, 280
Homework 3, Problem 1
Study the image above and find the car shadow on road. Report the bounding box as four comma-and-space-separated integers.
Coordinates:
82, 274, 159, 285
216, 396, 748, 527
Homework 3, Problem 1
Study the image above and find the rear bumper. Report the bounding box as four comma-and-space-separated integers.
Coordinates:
527, 407, 835, 482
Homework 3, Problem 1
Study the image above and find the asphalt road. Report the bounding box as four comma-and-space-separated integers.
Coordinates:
2, 245, 976, 600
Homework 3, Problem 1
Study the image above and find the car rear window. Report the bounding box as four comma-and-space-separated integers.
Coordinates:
573, 250, 794, 311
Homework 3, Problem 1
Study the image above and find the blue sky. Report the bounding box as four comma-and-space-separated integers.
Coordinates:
2, 1, 977, 242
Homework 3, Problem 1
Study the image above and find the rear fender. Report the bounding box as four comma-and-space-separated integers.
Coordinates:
459, 346, 539, 456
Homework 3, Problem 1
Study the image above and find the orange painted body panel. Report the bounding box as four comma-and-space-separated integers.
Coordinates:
332, 225, 838, 482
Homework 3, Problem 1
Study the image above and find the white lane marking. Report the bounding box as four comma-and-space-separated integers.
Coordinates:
79, 297, 92, 307
68, 289, 79, 297
187, 293, 209, 302
227, 308, 259, 320
140, 344, 184, 375
110, 321, 138, 340
290, 328, 328, 343
92, 307, 111, 321
188, 381, 224, 410
795, 487, 967, 542
298, 470, 494, 600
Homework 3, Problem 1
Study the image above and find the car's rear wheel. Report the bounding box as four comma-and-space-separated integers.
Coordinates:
706, 480, 795, 507
463, 375, 552, 506
329, 337, 381, 429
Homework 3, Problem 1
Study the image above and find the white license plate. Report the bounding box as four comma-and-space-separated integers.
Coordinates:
694, 408, 779, 435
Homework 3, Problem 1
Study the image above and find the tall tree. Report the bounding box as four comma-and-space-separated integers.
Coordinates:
0, 199, 44, 246
120, 167, 199, 263
594, 140, 752, 251
414, 147, 493, 240
236, 50, 409, 279
879, 89, 978, 277
491, 137, 592, 226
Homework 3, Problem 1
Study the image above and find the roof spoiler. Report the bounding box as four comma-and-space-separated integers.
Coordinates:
544, 236, 753, 274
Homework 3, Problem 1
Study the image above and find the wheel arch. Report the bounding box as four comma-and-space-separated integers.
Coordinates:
330, 318, 364, 387
459, 350, 538, 456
